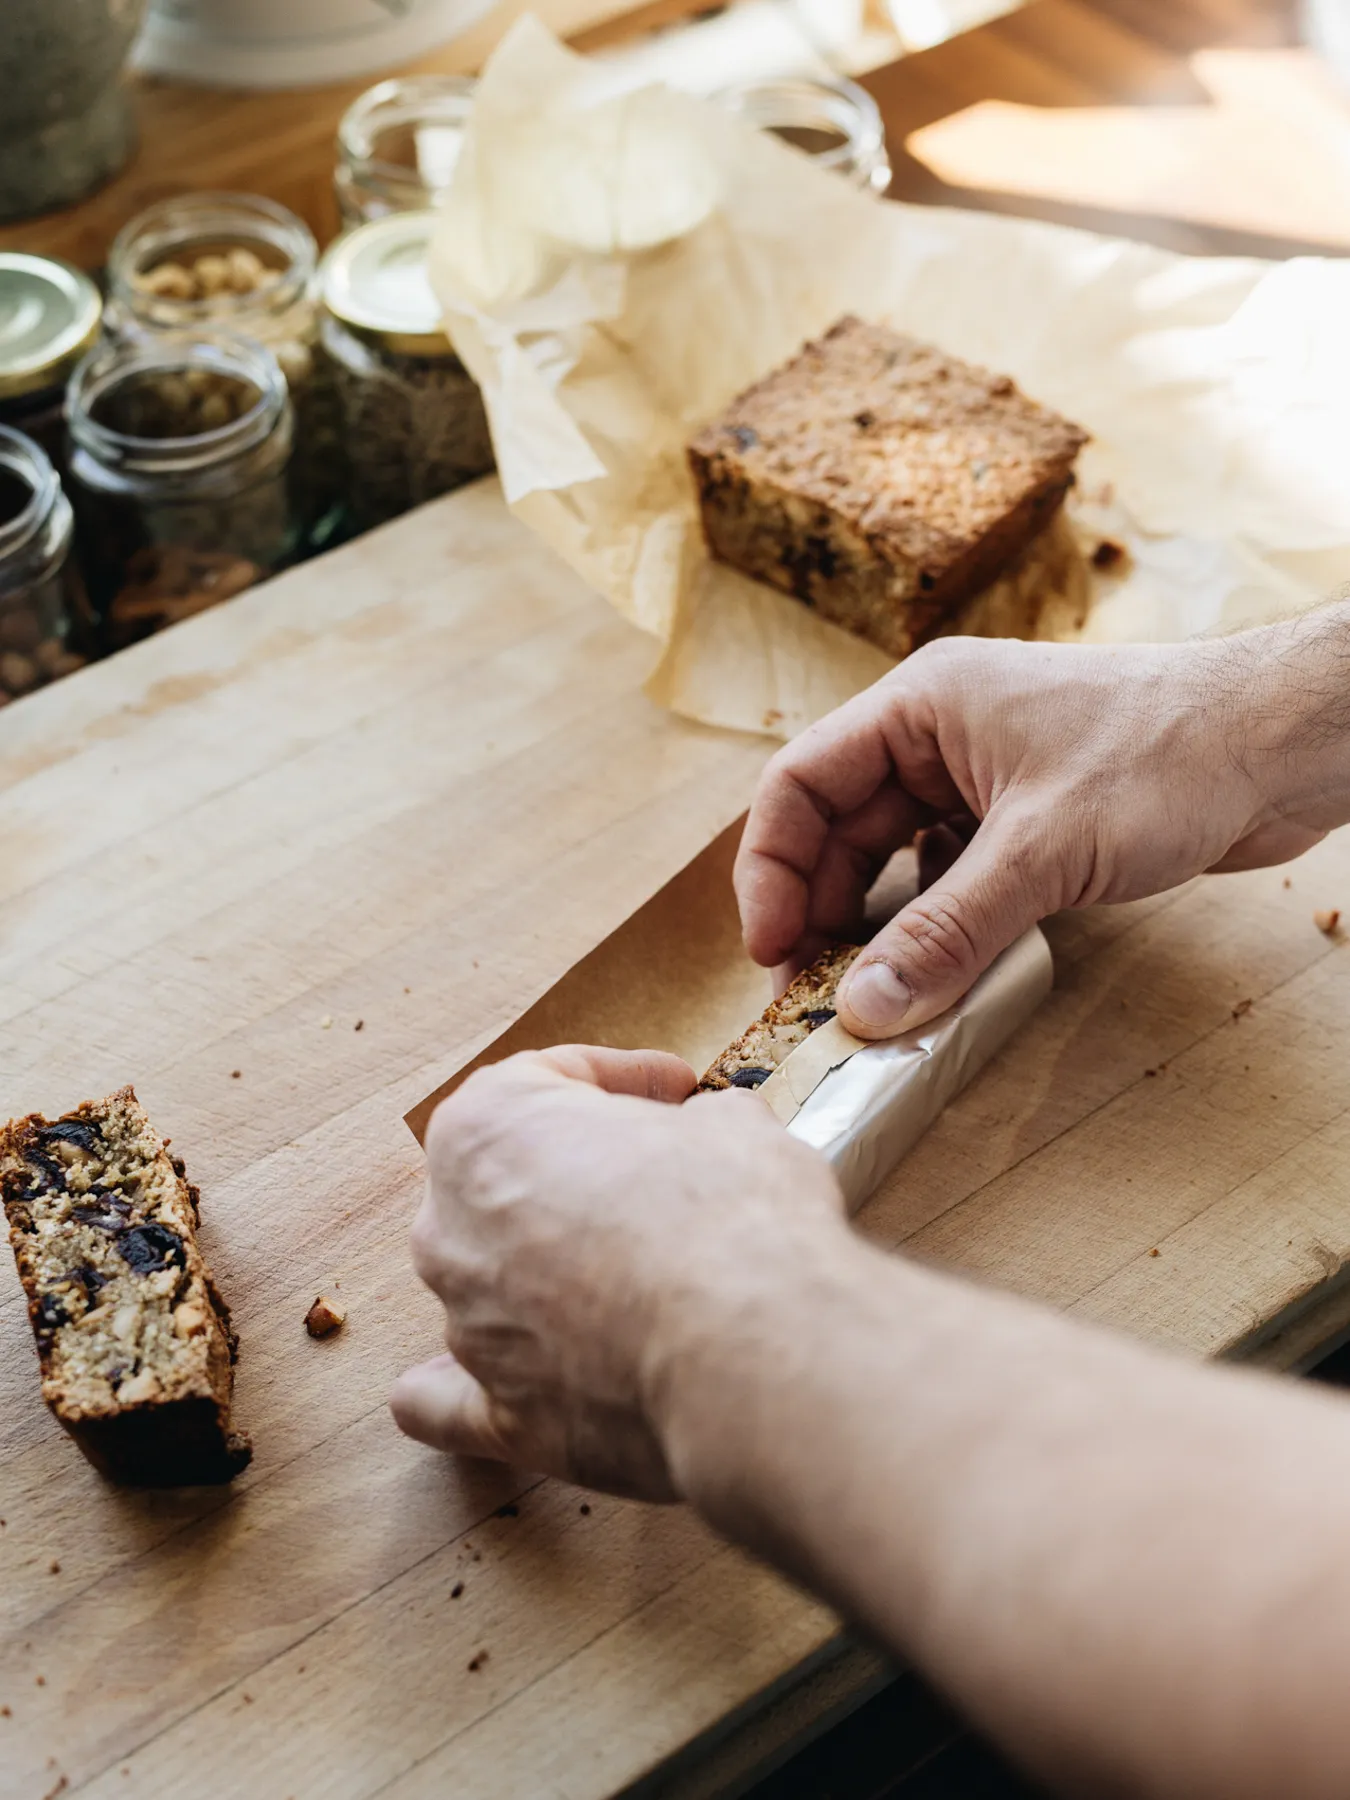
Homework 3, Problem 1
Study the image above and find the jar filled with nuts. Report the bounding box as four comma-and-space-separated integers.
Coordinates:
107, 193, 343, 544
335, 75, 475, 225
0, 426, 88, 710
65, 334, 300, 649
318, 211, 494, 533
0, 252, 103, 472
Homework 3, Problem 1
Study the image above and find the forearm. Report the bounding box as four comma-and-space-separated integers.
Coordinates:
655, 1238, 1350, 1800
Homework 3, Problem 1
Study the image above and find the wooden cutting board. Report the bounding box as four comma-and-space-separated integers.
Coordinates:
3, 477, 1350, 1799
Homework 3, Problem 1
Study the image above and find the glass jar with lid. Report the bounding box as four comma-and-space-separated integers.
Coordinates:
0, 253, 103, 471
319, 211, 494, 532
106, 193, 342, 542
336, 75, 475, 225
65, 333, 299, 649
0, 426, 89, 708
717, 75, 892, 193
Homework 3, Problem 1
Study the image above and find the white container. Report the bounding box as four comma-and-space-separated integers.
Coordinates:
132, 0, 499, 90
1307, 0, 1350, 86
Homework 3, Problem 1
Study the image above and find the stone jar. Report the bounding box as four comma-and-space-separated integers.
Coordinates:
0, 0, 148, 224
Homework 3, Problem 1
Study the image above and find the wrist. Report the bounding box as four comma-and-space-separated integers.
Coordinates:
1226, 601, 1350, 829
642, 1217, 881, 1526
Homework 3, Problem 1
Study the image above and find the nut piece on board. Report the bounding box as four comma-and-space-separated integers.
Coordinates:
305, 1295, 346, 1339
1314, 909, 1341, 936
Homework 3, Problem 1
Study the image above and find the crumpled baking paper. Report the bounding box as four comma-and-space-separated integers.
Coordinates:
429, 15, 1350, 740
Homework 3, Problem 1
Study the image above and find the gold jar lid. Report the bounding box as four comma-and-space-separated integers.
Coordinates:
0, 253, 104, 400
318, 211, 455, 357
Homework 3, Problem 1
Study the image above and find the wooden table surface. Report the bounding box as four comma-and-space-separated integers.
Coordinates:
6, 1, 1350, 1797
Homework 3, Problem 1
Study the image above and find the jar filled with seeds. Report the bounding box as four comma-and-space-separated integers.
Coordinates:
65, 334, 299, 649
107, 193, 343, 544
335, 75, 475, 225
318, 211, 494, 532
0, 426, 89, 709
0, 252, 103, 472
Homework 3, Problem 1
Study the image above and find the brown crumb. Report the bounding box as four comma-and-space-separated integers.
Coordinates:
1091, 538, 1130, 573
35, 1676, 44, 1687
0, 1705, 10, 1717
1144, 1068, 1157, 1078
242, 1693, 253, 1704
762, 707, 783, 729
1149, 1247, 1160, 1257
579, 1502, 591, 1515
48, 1561, 59, 1575
1283, 876, 1292, 889
298, 1665, 305, 1674
231, 1069, 241, 1079
354, 1020, 364, 1032
1314, 909, 1341, 935
467, 1650, 489, 1673
451, 1581, 465, 1599
42, 1777, 67, 1800
404, 986, 411, 994
305, 1295, 346, 1339
1232, 998, 1253, 1018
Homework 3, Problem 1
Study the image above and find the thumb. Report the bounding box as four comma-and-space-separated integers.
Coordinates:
390, 1352, 515, 1462
836, 811, 1052, 1038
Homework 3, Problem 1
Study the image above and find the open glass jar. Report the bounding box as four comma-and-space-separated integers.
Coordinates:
717, 75, 892, 193
0, 426, 88, 707
335, 75, 475, 225
319, 211, 494, 532
106, 193, 342, 541
65, 334, 299, 649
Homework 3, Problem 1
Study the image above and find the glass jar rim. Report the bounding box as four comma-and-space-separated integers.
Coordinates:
716, 74, 886, 172
108, 191, 318, 323
0, 425, 60, 563
66, 333, 289, 476
337, 74, 476, 179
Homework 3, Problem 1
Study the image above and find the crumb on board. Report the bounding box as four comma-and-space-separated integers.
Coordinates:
1232, 998, 1253, 1018
231, 1070, 241, 1079
354, 1020, 364, 1032
321, 1015, 333, 1029
1149, 1247, 1160, 1257
1283, 876, 1292, 889
0, 1704, 10, 1717
1144, 1068, 1158, 1078
1090, 538, 1130, 573
467, 1650, 489, 1673
1314, 909, 1341, 935
579, 1502, 591, 1515
451, 1580, 465, 1599
305, 1295, 346, 1339
35, 1676, 44, 1687
42, 1776, 67, 1800
48, 1560, 59, 1575
495, 1502, 518, 1519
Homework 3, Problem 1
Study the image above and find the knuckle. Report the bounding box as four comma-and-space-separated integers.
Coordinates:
895, 891, 983, 979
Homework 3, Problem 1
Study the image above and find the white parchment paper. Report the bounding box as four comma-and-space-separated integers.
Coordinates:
430, 16, 1350, 740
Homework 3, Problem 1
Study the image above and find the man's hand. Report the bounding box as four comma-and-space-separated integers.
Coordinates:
391, 1045, 847, 1499
737, 630, 1339, 1038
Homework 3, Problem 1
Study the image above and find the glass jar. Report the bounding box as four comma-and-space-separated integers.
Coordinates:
0, 253, 104, 472
335, 75, 475, 225
65, 334, 299, 650
717, 75, 892, 194
106, 192, 342, 544
0, 427, 89, 708
319, 211, 494, 533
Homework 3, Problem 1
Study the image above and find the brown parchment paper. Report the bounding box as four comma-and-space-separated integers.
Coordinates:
405, 823, 1051, 1215
428, 17, 1350, 741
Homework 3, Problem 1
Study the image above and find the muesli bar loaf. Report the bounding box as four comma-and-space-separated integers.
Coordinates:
688, 315, 1088, 658
698, 944, 861, 1092
0, 1087, 251, 1486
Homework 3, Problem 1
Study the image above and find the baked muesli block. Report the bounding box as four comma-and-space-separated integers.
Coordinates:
699, 943, 861, 1092
0, 1087, 251, 1486
688, 316, 1088, 658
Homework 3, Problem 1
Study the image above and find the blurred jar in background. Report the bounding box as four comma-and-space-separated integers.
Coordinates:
1307, 0, 1350, 84
0, 254, 103, 472
0, 427, 89, 708
336, 76, 476, 225
717, 75, 891, 192
319, 212, 494, 532
107, 194, 344, 544
66, 334, 300, 649
0, 0, 147, 222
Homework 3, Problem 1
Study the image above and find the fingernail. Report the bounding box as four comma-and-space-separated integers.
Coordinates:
841, 961, 912, 1034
